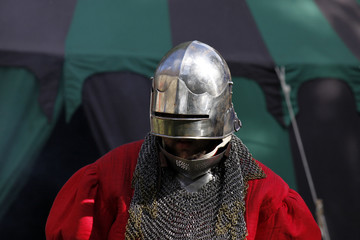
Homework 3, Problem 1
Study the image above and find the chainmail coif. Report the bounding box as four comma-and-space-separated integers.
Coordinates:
125, 134, 266, 240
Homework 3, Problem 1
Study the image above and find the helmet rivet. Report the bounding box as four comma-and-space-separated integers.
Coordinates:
234, 119, 242, 132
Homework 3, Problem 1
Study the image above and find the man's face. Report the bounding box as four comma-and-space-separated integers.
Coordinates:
161, 137, 220, 160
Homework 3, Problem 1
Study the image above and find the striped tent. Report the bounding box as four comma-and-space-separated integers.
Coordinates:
1, 0, 359, 239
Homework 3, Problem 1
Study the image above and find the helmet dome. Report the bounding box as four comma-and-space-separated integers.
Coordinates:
150, 40, 241, 139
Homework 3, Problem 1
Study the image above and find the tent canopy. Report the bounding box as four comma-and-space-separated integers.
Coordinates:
1, 1, 360, 239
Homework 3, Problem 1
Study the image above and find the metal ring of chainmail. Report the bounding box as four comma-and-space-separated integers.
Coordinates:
125, 133, 266, 240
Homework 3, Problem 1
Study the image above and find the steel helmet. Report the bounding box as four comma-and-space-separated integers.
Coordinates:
150, 40, 241, 139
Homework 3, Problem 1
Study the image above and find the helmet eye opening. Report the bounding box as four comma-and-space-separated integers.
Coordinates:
155, 112, 209, 120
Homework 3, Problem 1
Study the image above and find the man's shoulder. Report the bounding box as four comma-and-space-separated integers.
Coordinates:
95, 139, 144, 173
247, 159, 290, 203
85, 139, 144, 197
111, 139, 144, 157
253, 160, 287, 185
101, 139, 144, 160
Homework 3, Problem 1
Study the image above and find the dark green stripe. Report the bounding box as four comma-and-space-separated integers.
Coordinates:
246, 0, 359, 66
0, 67, 62, 219
233, 77, 296, 189
64, 0, 172, 120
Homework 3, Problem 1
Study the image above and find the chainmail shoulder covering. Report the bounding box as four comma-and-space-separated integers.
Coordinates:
125, 133, 266, 240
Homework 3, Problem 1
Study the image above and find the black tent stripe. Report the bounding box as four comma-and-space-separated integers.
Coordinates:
168, 0, 274, 66
82, 72, 151, 154
314, 0, 360, 61
168, 0, 284, 126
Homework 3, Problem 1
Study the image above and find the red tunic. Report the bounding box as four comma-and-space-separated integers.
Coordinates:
46, 140, 321, 240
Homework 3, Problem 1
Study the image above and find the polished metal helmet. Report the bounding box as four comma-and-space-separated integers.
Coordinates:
150, 40, 241, 139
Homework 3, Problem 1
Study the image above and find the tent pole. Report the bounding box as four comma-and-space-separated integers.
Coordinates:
275, 66, 330, 240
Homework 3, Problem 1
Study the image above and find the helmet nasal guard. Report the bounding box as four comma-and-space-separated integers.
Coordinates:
150, 40, 241, 139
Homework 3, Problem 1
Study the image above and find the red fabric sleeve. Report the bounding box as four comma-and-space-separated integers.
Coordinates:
45, 140, 143, 240
47, 144, 320, 240
45, 163, 99, 240
245, 160, 322, 240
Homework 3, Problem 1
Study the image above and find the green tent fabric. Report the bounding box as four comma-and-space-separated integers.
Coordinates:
247, 0, 360, 124
0, 67, 63, 219
247, 1, 358, 65
233, 77, 296, 189
64, 0, 172, 121
284, 65, 360, 124
1, 1, 360, 238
